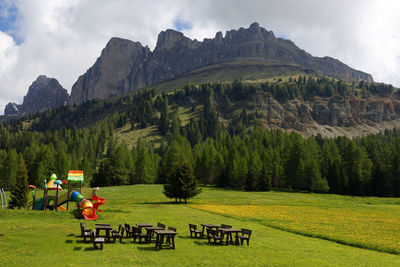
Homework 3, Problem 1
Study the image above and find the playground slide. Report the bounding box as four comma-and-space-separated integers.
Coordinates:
71, 191, 106, 220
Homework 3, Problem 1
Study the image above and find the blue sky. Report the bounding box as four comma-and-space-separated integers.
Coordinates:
0, 1, 23, 44
173, 18, 192, 31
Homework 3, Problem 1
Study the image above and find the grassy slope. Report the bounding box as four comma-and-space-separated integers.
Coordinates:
149, 60, 310, 92
113, 106, 202, 149
1, 185, 400, 266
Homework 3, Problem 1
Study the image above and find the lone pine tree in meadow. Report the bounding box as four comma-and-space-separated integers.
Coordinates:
163, 160, 202, 203
9, 156, 29, 209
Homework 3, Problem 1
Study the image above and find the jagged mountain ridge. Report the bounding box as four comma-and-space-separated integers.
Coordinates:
4, 75, 69, 116
69, 22, 373, 104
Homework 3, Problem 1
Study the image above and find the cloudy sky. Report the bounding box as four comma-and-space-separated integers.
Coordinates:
0, 0, 400, 114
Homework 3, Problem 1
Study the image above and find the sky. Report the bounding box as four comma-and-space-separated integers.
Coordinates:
0, 0, 400, 114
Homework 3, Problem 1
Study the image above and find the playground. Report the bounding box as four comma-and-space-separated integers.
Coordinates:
28, 171, 105, 220
1, 185, 400, 266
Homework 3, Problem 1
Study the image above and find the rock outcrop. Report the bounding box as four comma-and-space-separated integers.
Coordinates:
69, 22, 373, 105
4, 102, 19, 116
254, 92, 400, 137
4, 75, 69, 116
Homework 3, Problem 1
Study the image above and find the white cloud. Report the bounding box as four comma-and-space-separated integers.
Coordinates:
0, 0, 400, 115
0, 31, 19, 105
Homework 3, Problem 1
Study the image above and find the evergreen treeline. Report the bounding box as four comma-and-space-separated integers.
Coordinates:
0, 77, 399, 197
2, 121, 400, 196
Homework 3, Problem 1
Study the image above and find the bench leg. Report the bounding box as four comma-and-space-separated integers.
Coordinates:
159, 235, 164, 249
155, 234, 159, 248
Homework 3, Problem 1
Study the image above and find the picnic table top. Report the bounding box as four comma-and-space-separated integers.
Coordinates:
154, 229, 177, 235
95, 224, 112, 229
136, 223, 153, 227
200, 224, 220, 228
218, 228, 240, 233
145, 226, 164, 231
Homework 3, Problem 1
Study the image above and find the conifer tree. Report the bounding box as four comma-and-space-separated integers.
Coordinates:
9, 156, 29, 209
163, 160, 201, 203
0, 148, 18, 190
158, 135, 193, 184
79, 156, 92, 186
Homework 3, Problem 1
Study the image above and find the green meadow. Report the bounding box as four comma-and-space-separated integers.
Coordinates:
1, 185, 400, 266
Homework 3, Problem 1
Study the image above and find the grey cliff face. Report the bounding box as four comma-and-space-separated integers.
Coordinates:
252, 91, 400, 137
69, 23, 374, 105
4, 102, 20, 116
4, 75, 69, 116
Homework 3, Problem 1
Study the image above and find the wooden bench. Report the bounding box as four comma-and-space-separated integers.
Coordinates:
132, 226, 148, 243
189, 223, 203, 238
236, 228, 252, 246
157, 222, 166, 229
111, 225, 125, 243
166, 226, 176, 247
219, 224, 232, 240
112, 224, 122, 235
206, 228, 223, 245
80, 222, 91, 242
124, 223, 133, 238
154, 229, 177, 250
91, 231, 105, 250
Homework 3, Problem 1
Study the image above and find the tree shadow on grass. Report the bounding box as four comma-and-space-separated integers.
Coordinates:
66, 233, 75, 237
65, 240, 73, 244
73, 247, 82, 251
84, 247, 96, 251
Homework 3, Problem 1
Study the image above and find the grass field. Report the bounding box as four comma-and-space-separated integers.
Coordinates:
113, 106, 202, 149
1, 185, 400, 266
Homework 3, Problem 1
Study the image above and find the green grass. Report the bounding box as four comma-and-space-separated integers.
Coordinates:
114, 124, 163, 149
1, 185, 400, 266
113, 105, 203, 148
149, 60, 310, 92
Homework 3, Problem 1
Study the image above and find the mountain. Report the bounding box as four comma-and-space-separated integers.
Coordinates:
4, 75, 69, 116
69, 22, 373, 105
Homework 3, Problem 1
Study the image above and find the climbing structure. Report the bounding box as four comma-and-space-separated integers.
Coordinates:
66, 170, 105, 220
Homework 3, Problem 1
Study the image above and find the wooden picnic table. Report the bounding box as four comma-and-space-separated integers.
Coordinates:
154, 229, 177, 250
218, 228, 241, 245
95, 224, 112, 241
144, 226, 164, 242
200, 224, 220, 236
136, 222, 153, 228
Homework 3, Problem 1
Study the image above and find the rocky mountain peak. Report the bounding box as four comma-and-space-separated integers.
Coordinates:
69, 23, 373, 105
4, 75, 69, 116
249, 22, 260, 29
26, 75, 51, 95
4, 102, 19, 116
155, 29, 197, 51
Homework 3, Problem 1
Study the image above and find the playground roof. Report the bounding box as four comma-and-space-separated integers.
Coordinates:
67, 170, 84, 182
